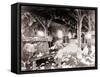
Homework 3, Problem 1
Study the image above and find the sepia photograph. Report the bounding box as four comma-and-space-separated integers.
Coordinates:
20, 5, 96, 71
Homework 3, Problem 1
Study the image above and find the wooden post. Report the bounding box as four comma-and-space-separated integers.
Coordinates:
77, 10, 81, 49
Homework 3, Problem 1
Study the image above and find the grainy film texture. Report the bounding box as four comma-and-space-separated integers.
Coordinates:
21, 6, 95, 71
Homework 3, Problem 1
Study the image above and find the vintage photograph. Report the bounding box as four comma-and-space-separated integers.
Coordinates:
21, 5, 96, 71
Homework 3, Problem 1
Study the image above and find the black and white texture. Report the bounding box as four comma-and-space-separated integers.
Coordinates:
21, 6, 95, 71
